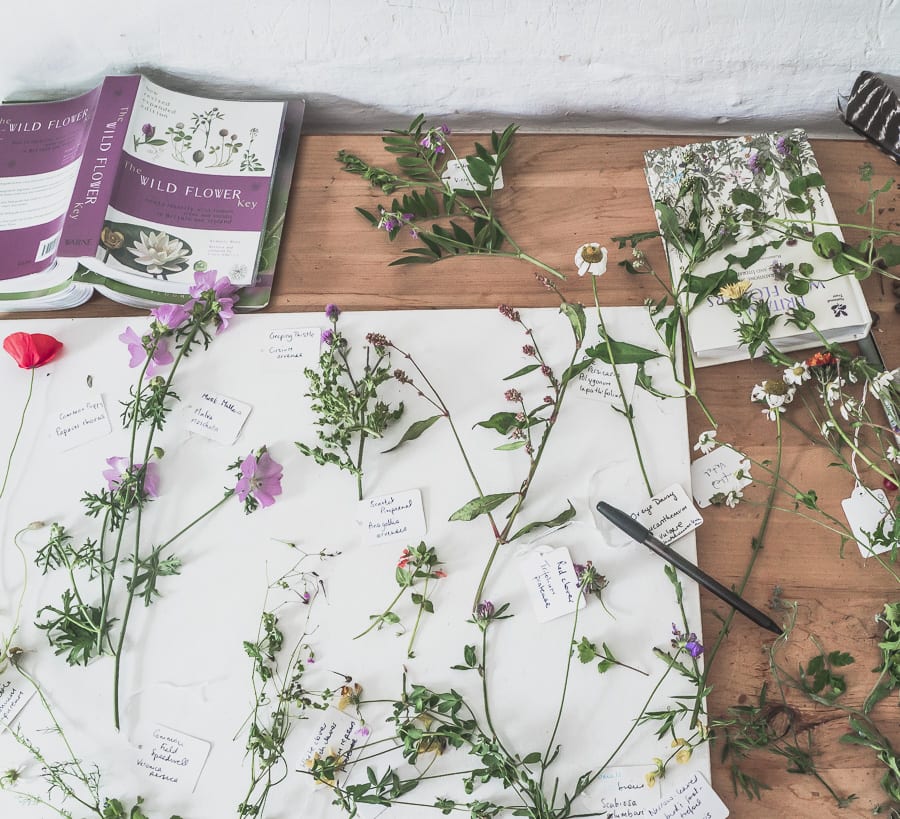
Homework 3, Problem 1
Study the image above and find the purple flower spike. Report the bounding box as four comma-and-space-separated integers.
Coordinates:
325, 303, 341, 321
235, 448, 283, 510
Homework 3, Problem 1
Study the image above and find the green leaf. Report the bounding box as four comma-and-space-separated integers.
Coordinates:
561, 357, 594, 383
784, 197, 809, 213
724, 244, 767, 270
576, 636, 598, 663
494, 440, 527, 451
812, 232, 841, 259
474, 411, 520, 435
585, 337, 661, 365
383, 415, 443, 453
449, 492, 516, 522
560, 302, 587, 344
508, 501, 576, 542
503, 364, 541, 380
876, 243, 900, 268
731, 188, 762, 209
522, 751, 542, 765
654, 202, 687, 254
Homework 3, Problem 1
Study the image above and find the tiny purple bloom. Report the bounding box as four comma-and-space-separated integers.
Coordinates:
775, 136, 789, 157
476, 600, 494, 620
141, 123, 155, 138
119, 327, 174, 377
235, 449, 283, 508
321, 328, 335, 346
747, 151, 763, 175
439, 124, 451, 135
151, 303, 190, 331
325, 303, 341, 321
685, 636, 704, 658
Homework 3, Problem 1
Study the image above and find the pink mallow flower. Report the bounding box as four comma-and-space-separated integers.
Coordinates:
119, 327, 173, 376
103, 457, 160, 498
188, 269, 237, 333
235, 448, 283, 511
150, 302, 190, 331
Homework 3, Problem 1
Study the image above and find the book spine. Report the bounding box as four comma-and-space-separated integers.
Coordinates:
59, 75, 141, 259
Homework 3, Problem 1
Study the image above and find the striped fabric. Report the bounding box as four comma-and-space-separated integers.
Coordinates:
840, 72, 900, 162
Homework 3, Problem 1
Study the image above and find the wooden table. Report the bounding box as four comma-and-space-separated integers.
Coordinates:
17, 133, 900, 817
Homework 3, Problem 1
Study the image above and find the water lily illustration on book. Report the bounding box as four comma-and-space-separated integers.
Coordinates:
0, 74, 298, 310
643, 130, 870, 367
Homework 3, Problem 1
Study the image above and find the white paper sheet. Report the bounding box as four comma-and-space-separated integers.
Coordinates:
0, 307, 711, 817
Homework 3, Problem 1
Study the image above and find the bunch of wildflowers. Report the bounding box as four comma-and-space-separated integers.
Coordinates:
297, 305, 404, 501
33, 270, 283, 729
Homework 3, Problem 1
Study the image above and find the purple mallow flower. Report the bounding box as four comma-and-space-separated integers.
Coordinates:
151, 303, 189, 331
235, 448, 283, 509
119, 327, 173, 376
103, 457, 160, 499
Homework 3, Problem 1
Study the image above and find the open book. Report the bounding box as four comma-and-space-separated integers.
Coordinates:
0, 75, 303, 311
644, 130, 871, 367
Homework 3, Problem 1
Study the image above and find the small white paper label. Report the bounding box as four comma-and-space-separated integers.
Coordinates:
50, 392, 111, 450
265, 327, 320, 363
648, 771, 729, 819
0, 673, 33, 729
301, 711, 366, 785
576, 361, 637, 404
441, 157, 504, 191
842, 485, 894, 557
587, 766, 660, 817
134, 724, 211, 794
631, 484, 703, 545
519, 545, 584, 623
360, 490, 427, 546
186, 390, 252, 444
690, 447, 752, 509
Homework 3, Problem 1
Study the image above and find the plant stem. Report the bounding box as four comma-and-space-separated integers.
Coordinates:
0, 366, 34, 500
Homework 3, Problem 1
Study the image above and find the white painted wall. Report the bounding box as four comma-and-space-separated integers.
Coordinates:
5, 0, 899, 136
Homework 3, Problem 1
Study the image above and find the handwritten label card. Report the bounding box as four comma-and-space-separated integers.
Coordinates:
186, 390, 252, 444
0, 673, 33, 729
133, 723, 211, 794
50, 391, 111, 450
648, 771, 729, 819
441, 157, 504, 191
264, 327, 320, 363
359, 489, 427, 546
301, 711, 366, 785
842, 485, 894, 557
576, 361, 637, 405
690, 448, 752, 509
631, 484, 703, 545
588, 766, 659, 818
518, 545, 584, 623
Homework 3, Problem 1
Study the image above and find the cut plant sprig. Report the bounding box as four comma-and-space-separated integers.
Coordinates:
338, 115, 566, 282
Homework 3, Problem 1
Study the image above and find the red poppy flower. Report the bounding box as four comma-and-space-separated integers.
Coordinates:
3, 332, 63, 369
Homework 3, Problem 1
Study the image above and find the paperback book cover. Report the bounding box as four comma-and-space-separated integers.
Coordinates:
644, 130, 870, 367
0, 75, 303, 311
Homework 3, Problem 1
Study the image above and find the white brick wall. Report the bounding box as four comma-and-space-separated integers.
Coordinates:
5, 0, 898, 135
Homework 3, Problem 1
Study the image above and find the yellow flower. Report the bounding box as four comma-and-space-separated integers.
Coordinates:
336, 682, 363, 712
100, 226, 125, 250
675, 747, 693, 764
644, 757, 664, 788
644, 771, 658, 788
414, 716, 448, 756
717, 280, 751, 301
304, 748, 345, 786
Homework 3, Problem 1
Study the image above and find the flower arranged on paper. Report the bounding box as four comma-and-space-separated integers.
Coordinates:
232, 446, 284, 514
119, 326, 174, 376
355, 542, 445, 658
103, 456, 160, 502
126, 230, 191, 277
132, 122, 166, 152
3, 332, 62, 370
671, 623, 704, 659
575, 243, 608, 277
297, 307, 404, 501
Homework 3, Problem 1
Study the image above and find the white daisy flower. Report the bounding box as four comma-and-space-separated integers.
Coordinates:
693, 429, 717, 454
751, 379, 796, 410
887, 445, 900, 464
574, 243, 608, 277
783, 361, 810, 386
824, 378, 845, 405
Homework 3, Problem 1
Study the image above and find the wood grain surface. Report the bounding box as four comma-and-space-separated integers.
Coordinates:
6, 132, 900, 818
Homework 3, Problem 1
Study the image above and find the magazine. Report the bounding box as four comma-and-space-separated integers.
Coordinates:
0, 75, 303, 311
644, 130, 871, 367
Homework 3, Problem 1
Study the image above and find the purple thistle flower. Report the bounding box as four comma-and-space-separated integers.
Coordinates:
151, 303, 190, 331
325, 303, 341, 321
103, 457, 160, 498
321, 328, 335, 346
235, 448, 283, 509
119, 327, 173, 377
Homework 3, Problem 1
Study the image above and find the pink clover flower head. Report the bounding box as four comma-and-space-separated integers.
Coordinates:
151, 302, 190, 331
119, 326, 174, 377
103, 456, 160, 499
235, 447, 283, 513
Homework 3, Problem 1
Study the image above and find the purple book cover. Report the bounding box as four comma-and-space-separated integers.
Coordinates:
0, 87, 101, 280
59, 75, 141, 258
